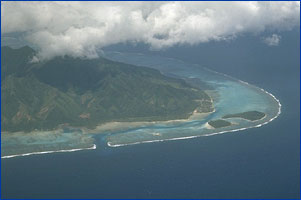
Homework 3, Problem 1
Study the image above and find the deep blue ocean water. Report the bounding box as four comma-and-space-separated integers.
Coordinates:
1, 30, 300, 199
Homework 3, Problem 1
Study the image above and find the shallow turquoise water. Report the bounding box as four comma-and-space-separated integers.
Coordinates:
102, 52, 280, 146
1, 51, 280, 156
2, 31, 299, 199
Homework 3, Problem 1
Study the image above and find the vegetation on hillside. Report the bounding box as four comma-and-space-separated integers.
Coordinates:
1, 46, 213, 132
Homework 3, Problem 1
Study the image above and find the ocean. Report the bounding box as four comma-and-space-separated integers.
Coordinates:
1, 30, 299, 199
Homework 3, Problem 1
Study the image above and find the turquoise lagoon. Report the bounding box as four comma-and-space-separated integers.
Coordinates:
1, 52, 281, 158
103, 52, 280, 146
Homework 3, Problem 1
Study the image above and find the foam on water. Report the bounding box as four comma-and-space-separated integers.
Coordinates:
108, 88, 281, 148
1, 51, 281, 158
104, 51, 281, 147
1, 144, 96, 159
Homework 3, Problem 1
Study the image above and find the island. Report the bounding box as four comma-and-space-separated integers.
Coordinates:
1, 46, 214, 133
222, 111, 266, 121
1, 46, 281, 158
207, 119, 232, 129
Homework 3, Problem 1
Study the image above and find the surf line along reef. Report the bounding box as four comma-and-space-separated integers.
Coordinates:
1, 48, 281, 158
103, 51, 281, 147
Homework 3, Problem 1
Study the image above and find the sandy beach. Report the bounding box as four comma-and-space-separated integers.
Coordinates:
83, 106, 215, 134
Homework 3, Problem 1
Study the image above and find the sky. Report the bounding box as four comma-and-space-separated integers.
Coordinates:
1, 1, 300, 61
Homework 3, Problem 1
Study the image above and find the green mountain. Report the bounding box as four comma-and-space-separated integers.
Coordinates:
1, 46, 213, 132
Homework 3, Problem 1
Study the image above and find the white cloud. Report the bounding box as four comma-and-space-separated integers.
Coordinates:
263, 34, 282, 46
1, 1, 300, 60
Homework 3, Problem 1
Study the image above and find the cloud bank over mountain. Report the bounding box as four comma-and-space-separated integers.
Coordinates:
1, 1, 300, 60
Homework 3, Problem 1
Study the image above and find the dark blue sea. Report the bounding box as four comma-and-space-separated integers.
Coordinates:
1, 30, 300, 199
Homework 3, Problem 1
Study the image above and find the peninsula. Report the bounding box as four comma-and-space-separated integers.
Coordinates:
1, 46, 214, 133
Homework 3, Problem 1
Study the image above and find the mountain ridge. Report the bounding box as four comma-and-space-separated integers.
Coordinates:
1, 46, 213, 132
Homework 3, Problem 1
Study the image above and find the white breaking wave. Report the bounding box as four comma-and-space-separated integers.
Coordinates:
1, 144, 97, 159
1, 56, 282, 155
107, 71, 282, 148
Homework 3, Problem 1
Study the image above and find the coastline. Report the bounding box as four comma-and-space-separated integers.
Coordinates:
106, 79, 281, 147
1, 102, 214, 159
1, 144, 96, 159
204, 122, 215, 129
85, 107, 215, 134
1, 65, 281, 158
222, 113, 267, 123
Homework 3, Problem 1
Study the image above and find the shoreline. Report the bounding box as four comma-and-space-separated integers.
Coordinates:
1, 66, 281, 158
1, 102, 214, 159
86, 107, 215, 134
222, 114, 267, 123
1, 144, 96, 159
107, 81, 281, 148
204, 122, 215, 129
